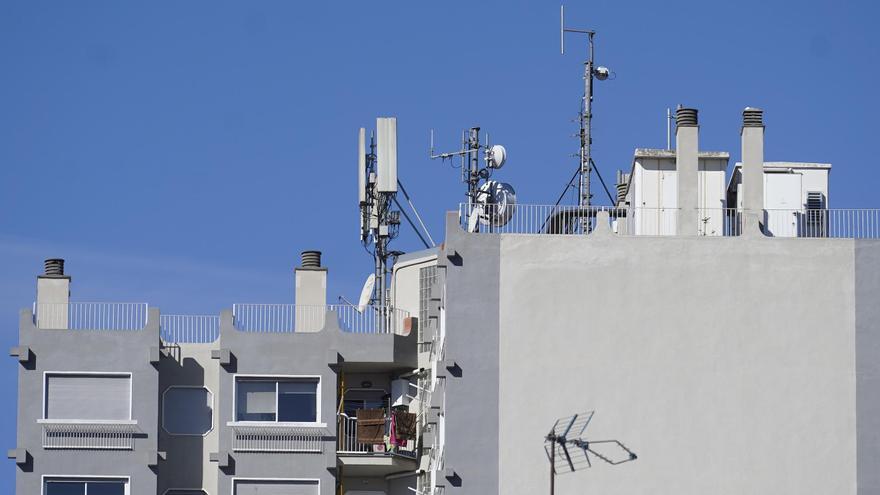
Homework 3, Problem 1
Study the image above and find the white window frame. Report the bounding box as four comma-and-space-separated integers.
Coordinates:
42, 474, 130, 495
40, 371, 135, 424
161, 385, 215, 437
229, 374, 324, 427
231, 477, 320, 494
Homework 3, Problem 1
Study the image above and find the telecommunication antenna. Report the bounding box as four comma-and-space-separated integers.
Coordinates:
358, 118, 401, 325
561, 5, 613, 228
430, 127, 516, 233
544, 411, 637, 495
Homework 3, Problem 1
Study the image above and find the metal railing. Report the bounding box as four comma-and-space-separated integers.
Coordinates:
232, 304, 327, 333
232, 304, 410, 335
615, 207, 679, 236
41, 422, 137, 450
336, 413, 416, 457
334, 305, 410, 335
763, 208, 880, 238
458, 203, 618, 235
697, 208, 742, 236
160, 315, 219, 344
34, 302, 148, 331
231, 424, 324, 453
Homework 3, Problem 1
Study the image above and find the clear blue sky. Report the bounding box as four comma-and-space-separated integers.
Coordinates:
1, 0, 878, 487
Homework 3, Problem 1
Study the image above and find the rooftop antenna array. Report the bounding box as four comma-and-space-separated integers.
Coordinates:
358, 118, 401, 323
544, 411, 637, 495
430, 127, 517, 232
561, 5, 613, 228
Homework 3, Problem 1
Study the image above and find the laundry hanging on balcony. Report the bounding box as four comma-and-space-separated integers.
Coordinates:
393, 410, 417, 441
356, 408, 386, 444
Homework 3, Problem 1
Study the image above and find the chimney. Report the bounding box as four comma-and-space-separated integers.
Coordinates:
741, 108, 765, 229
36, 258, 70, 329
676, 106, 699, 235
294, 251, 327, 332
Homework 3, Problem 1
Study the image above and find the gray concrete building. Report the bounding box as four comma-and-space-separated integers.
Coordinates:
9, 107, 880, 495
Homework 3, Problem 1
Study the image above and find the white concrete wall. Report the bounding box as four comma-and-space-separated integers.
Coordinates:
496, 234, 856, 495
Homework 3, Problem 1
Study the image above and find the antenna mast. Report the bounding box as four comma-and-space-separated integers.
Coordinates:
561, 6, 611, 224
359, 119, 401, 327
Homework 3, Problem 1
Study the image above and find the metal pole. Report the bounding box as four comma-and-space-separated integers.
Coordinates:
579, 35, 594, 231
550, 439, 556, 495
666, 107, 672, 150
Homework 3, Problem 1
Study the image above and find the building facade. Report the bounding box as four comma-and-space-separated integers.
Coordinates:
10, 107, 880, 494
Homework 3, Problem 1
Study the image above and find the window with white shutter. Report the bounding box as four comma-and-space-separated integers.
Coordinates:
44, 373, 131, 421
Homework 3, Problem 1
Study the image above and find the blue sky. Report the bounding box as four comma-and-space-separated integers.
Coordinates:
1, 0, 878, 487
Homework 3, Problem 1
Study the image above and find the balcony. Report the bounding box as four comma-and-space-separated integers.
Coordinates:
336, 412, 417, 476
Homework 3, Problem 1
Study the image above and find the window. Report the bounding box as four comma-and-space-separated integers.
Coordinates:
44, 373, 131, 421
235, 377, 319, 423
233, 479, 318, 495
44, 477, 128, 495
163, 387, 213, 435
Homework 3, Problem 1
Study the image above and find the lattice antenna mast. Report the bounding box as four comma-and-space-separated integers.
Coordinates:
544, 411, 637, 495
561, 6, 612, 218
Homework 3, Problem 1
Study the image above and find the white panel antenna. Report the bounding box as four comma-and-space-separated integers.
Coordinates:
376, 117, 398, 193
358, 128, 367, 204
487, 144, 507, 169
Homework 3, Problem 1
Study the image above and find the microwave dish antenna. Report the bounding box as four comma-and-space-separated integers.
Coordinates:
476, 181, 517, 227
487, 144, 507, 169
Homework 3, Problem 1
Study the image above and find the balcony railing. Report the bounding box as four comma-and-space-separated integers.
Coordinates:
336, 413, 416, 458
231, 424, 324, 453
160, 314, 219, 344
33, 302, 148, 331
40, 421, 138, 450
459, 203, 880, 239
763, 208, 880, 238
232, 304, 410, 335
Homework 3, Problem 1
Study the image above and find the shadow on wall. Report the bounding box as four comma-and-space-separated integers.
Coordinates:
157, 351, 208, 491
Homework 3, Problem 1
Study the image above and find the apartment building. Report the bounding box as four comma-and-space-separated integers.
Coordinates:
10, 107, 880, 495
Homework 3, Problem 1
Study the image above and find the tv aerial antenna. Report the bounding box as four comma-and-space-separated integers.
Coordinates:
560, 5, 613, 229
430, 127, 516, 233
544, 411, 637, 495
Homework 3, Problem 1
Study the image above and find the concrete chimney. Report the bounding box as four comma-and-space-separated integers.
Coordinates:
676, 106, 699, 235
741, 108, 765, 231
294, 251, 327, 332
36, 258, 70, 329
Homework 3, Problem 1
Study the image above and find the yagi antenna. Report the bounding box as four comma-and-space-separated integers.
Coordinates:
544, 411, 636, 495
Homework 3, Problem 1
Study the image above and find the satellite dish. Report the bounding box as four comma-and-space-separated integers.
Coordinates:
467, 206, 482, 233
486, 144, 507, 169
475, 181, 517, 227
357, 274, 376, 313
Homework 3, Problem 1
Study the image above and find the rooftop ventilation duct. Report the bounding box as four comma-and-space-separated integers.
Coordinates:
741, 107, 765, 228
676, 106, 699, 235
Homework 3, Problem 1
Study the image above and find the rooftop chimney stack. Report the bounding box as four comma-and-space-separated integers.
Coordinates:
294, 250, 327, 332
676, 106, 699, 235
36, 258, 70, 329
741, 107, 765, 232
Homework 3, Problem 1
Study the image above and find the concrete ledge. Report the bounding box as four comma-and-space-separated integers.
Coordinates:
7, 448, 27, 464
